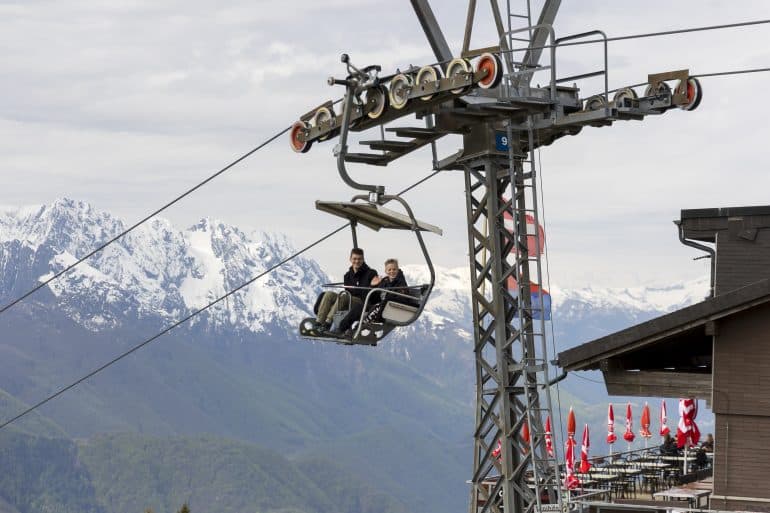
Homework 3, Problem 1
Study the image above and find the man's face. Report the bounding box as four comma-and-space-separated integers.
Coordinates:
350, 253, 364, 270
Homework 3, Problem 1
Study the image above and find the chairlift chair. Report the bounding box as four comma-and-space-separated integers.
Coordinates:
298, 195, 442, 346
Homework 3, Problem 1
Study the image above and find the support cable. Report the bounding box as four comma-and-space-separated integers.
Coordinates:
602, 66, 770, 96
0, 126, 292, 317
501, 19, 770, 54
535, 144, 565, 459
0, 170, 442, 431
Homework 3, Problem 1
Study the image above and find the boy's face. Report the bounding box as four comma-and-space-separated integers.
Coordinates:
384, 263, 399, 279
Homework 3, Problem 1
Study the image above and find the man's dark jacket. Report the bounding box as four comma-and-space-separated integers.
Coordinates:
344, 263, 378, 302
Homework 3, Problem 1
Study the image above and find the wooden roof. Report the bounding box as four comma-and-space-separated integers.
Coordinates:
558, 279, 770, 372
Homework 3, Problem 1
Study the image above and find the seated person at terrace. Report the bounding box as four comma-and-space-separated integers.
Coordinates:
660, 433, 679, 456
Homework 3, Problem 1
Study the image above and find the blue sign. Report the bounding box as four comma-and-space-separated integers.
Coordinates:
495, 131, 509, 152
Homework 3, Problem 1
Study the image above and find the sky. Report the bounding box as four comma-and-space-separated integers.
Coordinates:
1, 1, 769, 289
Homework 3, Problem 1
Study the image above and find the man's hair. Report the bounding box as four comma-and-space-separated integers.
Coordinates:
384, 258, 399, 267
350, 247, 364, 257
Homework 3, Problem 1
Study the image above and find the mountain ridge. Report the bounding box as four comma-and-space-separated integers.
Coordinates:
0, 198, 709, 339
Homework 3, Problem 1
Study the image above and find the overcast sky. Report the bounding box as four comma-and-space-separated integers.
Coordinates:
1, 1, 769, 289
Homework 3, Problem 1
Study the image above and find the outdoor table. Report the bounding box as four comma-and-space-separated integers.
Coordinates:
636, 461, 672, 469
653, 487, 711, 508
659, 455, 696, 463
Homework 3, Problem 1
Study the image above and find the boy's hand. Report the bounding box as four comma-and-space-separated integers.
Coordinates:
371, 275, 382, 286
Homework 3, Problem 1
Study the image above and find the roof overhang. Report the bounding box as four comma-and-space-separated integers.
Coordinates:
557, 279, 770, 400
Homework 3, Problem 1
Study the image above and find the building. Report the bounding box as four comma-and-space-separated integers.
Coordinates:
558, 206, 770, 512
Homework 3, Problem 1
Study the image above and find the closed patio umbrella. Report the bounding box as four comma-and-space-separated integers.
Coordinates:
640, 402, 652, 447
677, 398, 701, 473
545, 415, 555, 457
564, 410, 580, 490
607, 404, 617, 456
580, 424, 591, 473
660, 400, 670, 438
623, 402, 635, 450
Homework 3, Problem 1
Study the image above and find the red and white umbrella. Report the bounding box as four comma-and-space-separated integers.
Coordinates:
545, 415, 555, 457
564, 408, 580, 490
640, 402, 652, 438
607, 404, 617, 446
564, 437, 580, 490
579, 424, 591, 473
660, 400, 670, 437
677, 398, 701, 448
677, 398, 701, 474
623, 403, 636, 447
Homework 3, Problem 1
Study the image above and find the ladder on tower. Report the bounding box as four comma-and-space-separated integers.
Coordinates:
505, 109, 563, 507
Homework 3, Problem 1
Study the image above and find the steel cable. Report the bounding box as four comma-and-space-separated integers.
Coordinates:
0, 126, 291, 317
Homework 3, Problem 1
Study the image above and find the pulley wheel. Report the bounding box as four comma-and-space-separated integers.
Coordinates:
446, 58, 472, 94
415, 65, 440, 101
475, 52, 502, 89
644, 81, 671, 97
389, 73, 413, 110
584, 94, 607, 111
678, 77, 702, 111
289, 120, 312, 153
365, 85, 389, 119
613, 87, 638, 106
312, 106, 336, 141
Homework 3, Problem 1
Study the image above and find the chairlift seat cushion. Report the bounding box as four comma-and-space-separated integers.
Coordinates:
382, 301, 418, 323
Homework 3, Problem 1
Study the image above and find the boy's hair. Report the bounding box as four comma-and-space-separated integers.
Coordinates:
384, 258, 399, 267
350, 248, 364, 258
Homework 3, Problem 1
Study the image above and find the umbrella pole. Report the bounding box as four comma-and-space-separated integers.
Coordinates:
684, 446, 689, 474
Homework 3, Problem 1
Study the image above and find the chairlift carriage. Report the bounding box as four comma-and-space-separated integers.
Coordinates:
298, 196, 442, 346
296, 53, 444, 346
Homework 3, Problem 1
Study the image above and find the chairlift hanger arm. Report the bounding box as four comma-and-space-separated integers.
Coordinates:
334, 55, 385, 196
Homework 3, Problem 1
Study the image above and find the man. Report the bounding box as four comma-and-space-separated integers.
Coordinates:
314, 248, 378, 333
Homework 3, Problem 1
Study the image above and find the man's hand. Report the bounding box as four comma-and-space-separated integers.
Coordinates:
371, 275, 382, 286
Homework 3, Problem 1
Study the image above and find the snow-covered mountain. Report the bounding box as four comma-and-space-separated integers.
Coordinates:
0, 198, 709, 340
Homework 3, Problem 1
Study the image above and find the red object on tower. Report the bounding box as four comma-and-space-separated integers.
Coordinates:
623, 403, 635, 443
522, 421, 530, 454
677, 398, 701, 448
502, 208, 545, 257
492, 438, 502, 459
607, 404, 617, 444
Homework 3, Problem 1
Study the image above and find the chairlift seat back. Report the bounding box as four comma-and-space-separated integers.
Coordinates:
382, 301, 418, 324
